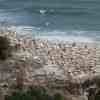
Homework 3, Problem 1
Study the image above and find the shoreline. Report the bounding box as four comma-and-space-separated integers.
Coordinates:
33, 37, 100, 48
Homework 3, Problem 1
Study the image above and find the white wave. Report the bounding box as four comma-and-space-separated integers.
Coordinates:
35, 35, 94, 43
0, 25, 96, 43
33, 30, 99, 43
39, 9, 47, 14
7, 25, 33, 35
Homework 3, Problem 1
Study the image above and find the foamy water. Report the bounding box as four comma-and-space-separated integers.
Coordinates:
35, 36, 94, 43
4, 25, 95, 43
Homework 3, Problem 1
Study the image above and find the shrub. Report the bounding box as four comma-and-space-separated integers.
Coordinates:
5, 86, 65, 100
0, 36, 11, 60
54, 93, 65, 100
27, 86, 53, 100
95, 90, 100, 100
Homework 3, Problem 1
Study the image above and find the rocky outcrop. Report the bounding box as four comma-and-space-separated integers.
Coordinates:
0, 32, 100, 100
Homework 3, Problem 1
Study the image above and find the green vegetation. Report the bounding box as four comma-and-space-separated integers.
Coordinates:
95, 91, 100, 100
0, 36, 11, 60
95, 95, 100, 100
54, 92, 65, 100
5, 86, 65, 100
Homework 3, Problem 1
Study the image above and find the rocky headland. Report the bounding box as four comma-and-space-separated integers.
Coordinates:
0, 31, 100, 100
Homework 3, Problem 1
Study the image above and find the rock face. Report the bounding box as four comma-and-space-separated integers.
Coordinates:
0, 32, 100, 100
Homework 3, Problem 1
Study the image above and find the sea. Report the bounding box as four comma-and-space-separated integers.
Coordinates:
0, 0, 100, 43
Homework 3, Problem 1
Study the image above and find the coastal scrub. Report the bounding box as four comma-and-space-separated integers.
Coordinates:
0, 36, 11, 60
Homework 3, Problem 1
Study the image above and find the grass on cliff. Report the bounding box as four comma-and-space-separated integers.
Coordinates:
5, 86, 65, 100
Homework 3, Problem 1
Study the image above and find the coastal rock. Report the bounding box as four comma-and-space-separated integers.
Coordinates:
0, 32, 100, 99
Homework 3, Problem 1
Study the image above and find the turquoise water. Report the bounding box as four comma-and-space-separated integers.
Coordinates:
0, 0, 100, 42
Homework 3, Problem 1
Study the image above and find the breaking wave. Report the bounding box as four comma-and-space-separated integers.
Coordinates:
3, 25, 97, 43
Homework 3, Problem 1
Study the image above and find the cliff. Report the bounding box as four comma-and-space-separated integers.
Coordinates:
0, 32, 100, 100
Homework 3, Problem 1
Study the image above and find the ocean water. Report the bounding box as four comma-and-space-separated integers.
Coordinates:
0, 0, 100, 42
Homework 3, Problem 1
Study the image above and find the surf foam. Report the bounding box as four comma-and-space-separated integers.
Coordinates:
1, 25, 95, 43
35, 35, 94, 43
